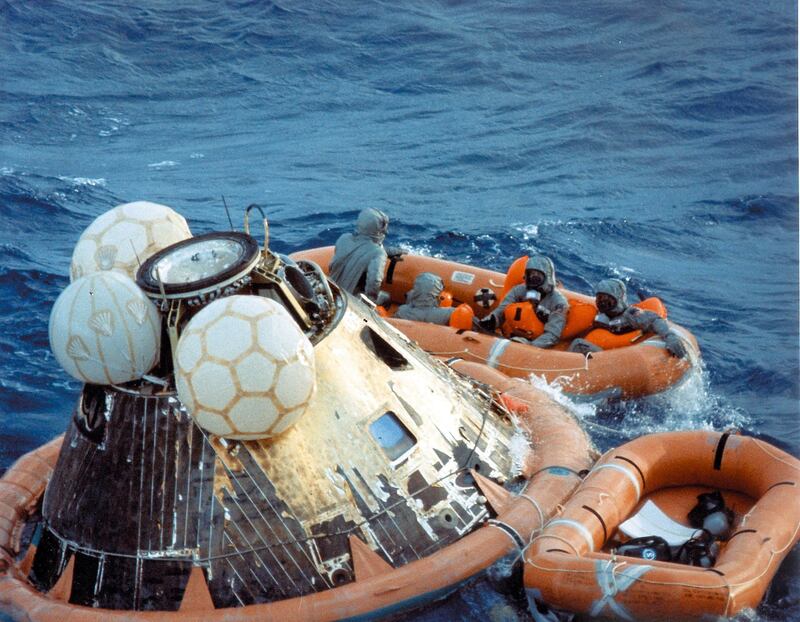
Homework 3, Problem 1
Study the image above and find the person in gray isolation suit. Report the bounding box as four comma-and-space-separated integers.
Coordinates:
568, 278, 688, 358
329, 208, 394, 302
394, 272, 454, 325
478, 255, 568, 349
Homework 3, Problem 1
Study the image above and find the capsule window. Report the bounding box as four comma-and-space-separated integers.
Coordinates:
369, 411, 416, 461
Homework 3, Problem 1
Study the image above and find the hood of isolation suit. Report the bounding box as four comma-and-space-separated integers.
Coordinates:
356, 208, 389, 244
524, 255, 556, 295
595, 278, 628, 317
405, 272, 444, 308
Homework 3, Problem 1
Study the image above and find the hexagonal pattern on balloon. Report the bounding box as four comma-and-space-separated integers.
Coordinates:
191, 362, 237, 412
204, 316, 252, 362
175, 374, 195, 413
176, 332, 203, 372
194, 411, 233, 437
226, 397, 279, 434
275, 362, 316, 410
235, 352, 277, 393
174, 295, 316, 440
70, 201, 191, 281
270, 408, 306, 436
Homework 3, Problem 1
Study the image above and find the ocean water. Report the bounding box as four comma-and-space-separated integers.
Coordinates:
0, 1, 797, 620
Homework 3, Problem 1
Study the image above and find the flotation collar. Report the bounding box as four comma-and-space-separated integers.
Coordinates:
0, 363, 596, 622
583, 297, 666, 350
524, 430, 800, 620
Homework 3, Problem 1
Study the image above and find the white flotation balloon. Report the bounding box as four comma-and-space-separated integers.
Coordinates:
70, 201, 191, 281
175, 296, 316, 440
49, 271, 161, 384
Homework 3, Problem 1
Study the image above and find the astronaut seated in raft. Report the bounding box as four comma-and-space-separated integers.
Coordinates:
394, 272, 475, 329
476, 255, 687, 358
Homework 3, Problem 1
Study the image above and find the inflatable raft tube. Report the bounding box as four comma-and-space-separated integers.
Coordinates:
523, 430, 800, 621
0, 362, 594, 622
292, 247, 700, 400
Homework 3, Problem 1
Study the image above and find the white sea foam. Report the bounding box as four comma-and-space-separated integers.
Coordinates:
634, 362, 751, 435
58, 176, 106, 187
519, 361, 749, 447
516, 223, 539, 238
148, 160, 179, 169
400, 243, 442, 258
526, 373, 598, 421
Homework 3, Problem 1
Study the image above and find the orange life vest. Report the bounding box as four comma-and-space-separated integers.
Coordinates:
501, 301, 544, 339
500, 256, 596, 340
448, 303, 474, 330
500, 298, 597, 340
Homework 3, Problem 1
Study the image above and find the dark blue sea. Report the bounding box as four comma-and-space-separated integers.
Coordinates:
1, 1, 797, 620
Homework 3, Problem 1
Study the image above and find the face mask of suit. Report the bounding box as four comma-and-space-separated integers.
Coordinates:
596, 292, 618, 315
525, 269, 546, 291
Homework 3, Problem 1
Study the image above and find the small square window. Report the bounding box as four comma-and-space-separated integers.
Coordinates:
369, 412, 416, 461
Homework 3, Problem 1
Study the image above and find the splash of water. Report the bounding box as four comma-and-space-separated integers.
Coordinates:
397, 243, 441, 258
621, 361, 752, 438
525, 373, 598, 421
521, 363, 750, 451
507, 431, 532, 478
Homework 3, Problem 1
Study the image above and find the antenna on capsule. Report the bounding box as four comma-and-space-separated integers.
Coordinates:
222, 195, 234, 231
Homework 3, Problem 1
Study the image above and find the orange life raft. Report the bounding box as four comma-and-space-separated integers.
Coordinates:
292, 247, 700, 400
524, 430, 800, 621
0, 362, 594, 622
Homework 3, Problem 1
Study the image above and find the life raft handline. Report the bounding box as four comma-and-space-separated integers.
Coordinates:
429, 345, 592, 374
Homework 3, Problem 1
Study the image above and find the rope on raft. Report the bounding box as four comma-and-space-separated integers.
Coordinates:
428, 348, 592, 374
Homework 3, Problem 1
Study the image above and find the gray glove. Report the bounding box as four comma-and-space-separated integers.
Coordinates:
568, 338, 601, 355
664, 332, 687, 358
478, 315, 497, 332
385, 246, 405, 259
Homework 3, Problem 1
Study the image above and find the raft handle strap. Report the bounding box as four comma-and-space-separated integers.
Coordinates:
487, 519, 526, 550
528, 465, 584, 480
713, 432, 731, 470
613, 455, 646, 489
727, 529, 757, 541
764, 480, 796, 493
386, 255, 401, 285
582, 505, 608, 544
590, 464, 641, 502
